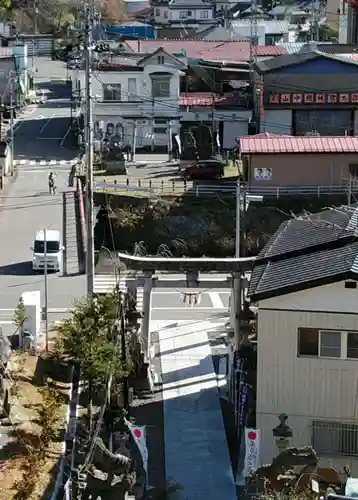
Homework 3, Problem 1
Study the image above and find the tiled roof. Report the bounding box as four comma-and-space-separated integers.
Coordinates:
248, 204, 358, 301
180, 92, 245, 106
260, 206, 355, 260
249, 240, 358, 301
127, 40, 286, 61
239, 135, 358, 154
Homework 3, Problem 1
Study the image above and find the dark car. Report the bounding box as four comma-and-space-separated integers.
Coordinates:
181, 159, 225, 181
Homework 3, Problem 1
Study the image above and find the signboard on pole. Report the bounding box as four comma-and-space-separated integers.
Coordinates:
244, 428, 260, 477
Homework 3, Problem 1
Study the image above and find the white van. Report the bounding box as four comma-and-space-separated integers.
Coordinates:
31, 230, 64, 272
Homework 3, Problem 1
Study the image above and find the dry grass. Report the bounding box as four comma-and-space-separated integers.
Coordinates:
0, 351, 70, 500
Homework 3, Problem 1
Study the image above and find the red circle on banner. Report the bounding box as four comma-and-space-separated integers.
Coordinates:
248, 431, 257, 440
134, 428, 142, 438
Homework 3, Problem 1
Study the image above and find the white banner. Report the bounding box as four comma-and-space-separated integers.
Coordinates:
126, 420, 148, 473
244, 428, 260, 477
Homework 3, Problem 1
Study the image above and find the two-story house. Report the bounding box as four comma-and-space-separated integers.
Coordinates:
72, 48, 185, 150
153, 0, 216, 29
248, 205, 358, 474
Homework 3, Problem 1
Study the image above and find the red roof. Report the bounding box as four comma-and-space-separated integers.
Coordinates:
239, 135, 358, 154
180, 92, 244, 106
126, 40, 286, 62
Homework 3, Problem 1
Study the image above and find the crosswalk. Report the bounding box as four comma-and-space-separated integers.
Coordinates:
94, 274, 144, 312
15, 159, 77, 166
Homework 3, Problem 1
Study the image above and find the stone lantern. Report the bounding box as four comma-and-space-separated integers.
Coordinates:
273, 414, 293, 455
238, 300, 256, 345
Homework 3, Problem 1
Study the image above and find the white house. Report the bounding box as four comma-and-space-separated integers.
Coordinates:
153, 0, 215, 28
248, 205, 358, 474
72, 48, 185, 149
72, 43, 252, 151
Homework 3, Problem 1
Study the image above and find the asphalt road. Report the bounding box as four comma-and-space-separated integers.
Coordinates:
0, 76, 85, 336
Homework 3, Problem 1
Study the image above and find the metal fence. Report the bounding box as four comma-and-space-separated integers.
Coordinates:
312, 420, 358, 457
94, 178, 354, 199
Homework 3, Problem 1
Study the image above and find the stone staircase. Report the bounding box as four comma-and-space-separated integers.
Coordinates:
63, 191, 82, 275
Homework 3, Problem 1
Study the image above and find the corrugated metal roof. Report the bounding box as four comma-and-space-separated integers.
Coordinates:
233, 19, 289, 34
127, 40, 286, 61
239, 135, 358, 153
277, 42, 306, 54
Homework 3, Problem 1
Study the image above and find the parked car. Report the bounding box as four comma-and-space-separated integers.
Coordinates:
181, 159, 225, 180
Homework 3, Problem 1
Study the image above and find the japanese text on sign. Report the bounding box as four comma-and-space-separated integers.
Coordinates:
268, 92, 358, 105
244, 428, 260, 477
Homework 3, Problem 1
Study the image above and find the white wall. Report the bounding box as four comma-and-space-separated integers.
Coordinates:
154, 6, 170, 24
256, 280, 358, 472
260, 280, 358, 314
154, 6, 213, 24
260, 109, 292, 134
256, 302, 358, 474
170, 8, 214, 21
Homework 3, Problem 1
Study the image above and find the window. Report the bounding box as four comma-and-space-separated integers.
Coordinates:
312, 421, 358, 457
349, 164, 358, 176
179, 10, 187, 18
345, 280, 357, 289
200, 10, 209, 18
157, 55, 165, 64
164, 10, 168, 18
128, 78, 137, 100
155, 8, 160, 15
347, 332, 358, 359
154, 127, 167, 134
298, 328, 319, 356
154, 118, 167, 125
103, 83, 121, 101
297, 328, 358, 359
319, 330, 341, 358
187, 10, 192, 16
34, 241, 60, 254
151, 76, 170, 98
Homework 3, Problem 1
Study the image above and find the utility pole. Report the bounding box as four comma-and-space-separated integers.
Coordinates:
84, 0, 95, 298
120, 302, 129, 410
44, 228, 49, 352
10, 78, 14, 175
131, 120, 137, 162
233, 179, 242, 350
151, 98, 155, 152
312, 0, 320, 41
250, 0, 258, 128
167, 119, 172, 161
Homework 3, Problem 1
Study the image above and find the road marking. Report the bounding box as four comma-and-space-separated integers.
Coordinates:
37, 106, 59, 137
60, 124, 72, 146
208, 292, 225, 309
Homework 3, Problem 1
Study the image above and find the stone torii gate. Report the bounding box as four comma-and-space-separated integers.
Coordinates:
115, 251, 255, 362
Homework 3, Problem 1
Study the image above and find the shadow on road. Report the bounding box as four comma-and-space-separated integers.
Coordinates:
0, 261, 33, 276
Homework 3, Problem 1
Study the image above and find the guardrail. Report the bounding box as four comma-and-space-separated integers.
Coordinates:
93, 178, 354, 199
